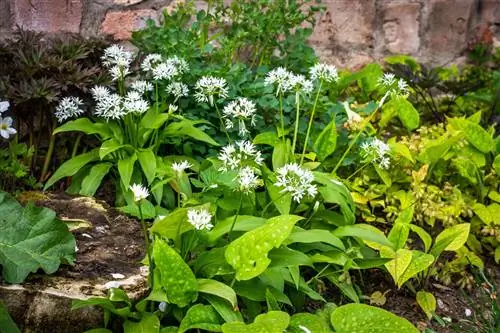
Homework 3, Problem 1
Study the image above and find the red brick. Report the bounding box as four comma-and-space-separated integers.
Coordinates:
100, 9, 158, 40
13, 0, 82, 33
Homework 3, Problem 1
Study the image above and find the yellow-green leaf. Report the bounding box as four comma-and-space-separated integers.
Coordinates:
416, 291, 436, 319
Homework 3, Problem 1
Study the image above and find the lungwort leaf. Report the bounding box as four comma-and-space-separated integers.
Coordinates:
225, 215, 303, 280
179, 304, 223, 333
0, 192, 76, 283
416, 291, 436, 320
222, 311, 290, 333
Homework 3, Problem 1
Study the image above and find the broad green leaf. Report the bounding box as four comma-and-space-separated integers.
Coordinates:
288, 313, 331, 333
397, 251, 434, 287
225, 215, 303, 280
179, 304, 222, 333
204, 295, 243, 324
272, 140, 290, 170
206, 215, 267, 244
150, 208, 194, 240
388, 140, 415, 163
384, 55, 420, 71
418, 134, 461, 165
333, 224, 393, 249
99, 138, 129, 159
453, 157, 479, 184
266, 180, 292, 215
0, 192, 76, 283
123, 313, 160, 333
380, 99, 398, 128
118, 153, 137, 189
416, 291, 436, 319
79, 162, 113, 197
153, 238, 198, 307
380, 248, 412, 287
222, 311, 290, 333
286, 229, 345, 250
44, 148, 100, 190
331, 304, 419, 333
494, 155, 500, 174
394, 98, 419, 131
194, 247, 234, 278
268, 247, 313, 268
314, 173, 355, 225
163, 120, 218, 146
141, 112, 170, 130
324, 270, 359, 303
253, 132, 280, 147
358, 63, 384, 93
374, 165, 391, 187
197, 279, 237, 309
387, 223, 410, 250
430, 224, 470, 257
137, 149, 156, 185
53, 118, 112, 139
0, 299, 21, 333
409, 225, 432, 253
314, 120, 337, 161
448, 118, 495, 153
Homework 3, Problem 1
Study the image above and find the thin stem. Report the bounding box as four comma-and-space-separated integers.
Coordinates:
40, 120, 57, 182
346, 162, 370, 181
278, 92, 285, 147
261, 192, 287, 217
71, 134, 82, 158
138, 204, 153, 289
300, 80, 323, 164
214, 102, 231, 142
291, 91, 301, 160
228, 193, 243, 238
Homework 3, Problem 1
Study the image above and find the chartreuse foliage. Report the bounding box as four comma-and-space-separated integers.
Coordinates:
0, 191, 75, 283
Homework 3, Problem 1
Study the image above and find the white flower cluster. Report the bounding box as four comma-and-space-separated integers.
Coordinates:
378, 73, 410, 97
166, 81, 189, 101
222, 97, 257, 137
123, 91, 150, 114
361, 138, 391, 169
187, 208, 213, 231
342, 101, 363, 131
130, 80, 153, 93
55, 96, 85, 123
172, 160, 192, 176
218, 140, 263, 172
130, 183, 149, 202
194, 76, 229, 106
264, 67, 313, 95
309, 63, 339, 83
274, 163, 317, 203
91, 85, 150, 119
235, 166, 263, 193
0, 101, 16, 140
102, 45, 134, 82
141, 54, 189, 81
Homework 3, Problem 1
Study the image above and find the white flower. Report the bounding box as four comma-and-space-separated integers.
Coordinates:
378, 73, 410, 97
222, 97, 257, 137
194, 76, 229, 106
265, 67, 293, 96
172, 160, 192, 175
109, 65, 131, 81
218, 140, 263, 172
165, 56, 189, 76
91, 85, 111, 102
55, 97, 85, 123
465, 308, 472, 317
166, 81, 189, 100
130, 80, 154, 93
285, 74, 313, 94
309, 63, 339, 83
378, 73, 396, 87
236, 166, 262, 193
123, 91, 149, 114
361, 138, 391, 169
152, 62, 178, 81
274, 163, 317, 203
0, 116, 17, 139
94, 93, 125, 120
187, 208, 213, 231
342, 101, 363, 130
0, 101, 9, 113
158, 302, 167, 312
397, 78, 410, 96
141, 53, 163, 72
130, 183, 149, 202
168, 104, 178, 113
102, 44, 133, 68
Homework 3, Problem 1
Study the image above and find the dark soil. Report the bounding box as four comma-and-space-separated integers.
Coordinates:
17, 191, 145, 279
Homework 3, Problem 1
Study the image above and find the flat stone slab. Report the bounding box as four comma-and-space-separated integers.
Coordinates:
0, 193, 147, 333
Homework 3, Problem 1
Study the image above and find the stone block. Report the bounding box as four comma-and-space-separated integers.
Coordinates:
425, 0, 475, 63
12, 0, 83, 33
0, 0, 11, 31
114, 0, 146, 6
381, 2, 421, 54
100, 9, 159, 40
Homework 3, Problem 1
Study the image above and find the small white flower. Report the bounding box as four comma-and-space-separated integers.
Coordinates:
0, 101, 9, 113
110, 65, 131, 81
218, 140, 263, 172
166, 81, 189, 100
275, 163, 317, 203
104, 281, 122, 289
130, 80, 154, 93
168, 104, 178, 113
298, 325, 311, 333
172, 160, 192, 175
141, 53, 163, 72
158, 302, 167, 312
465, 308, 472, 317
361, 138, 391, 169
152, 62, 178, 81
187, 208, 213, 231
111, 273, 125, 279
222, 97, 257, 137
55, 97, 85, 123
397, 78, 410, 96
342, 101, 363, 130
378, 73, 396, 87
91, 85, 111, 102
309, 63, 339, 83
235, 166, 262, 193
165, 56, 189, 76
285, 74, 313, 94
378, 73, 410, 97
194, 76, 229, 106
102, 44, 133, 68
0, 116, 17, 139
94, 93, 125, 120
130, 183, 149, 202
265, 67, 293, 96
123, 91, 149, 114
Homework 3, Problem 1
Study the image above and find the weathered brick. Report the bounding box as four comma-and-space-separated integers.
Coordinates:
100, 9, 158, 40
380, 2, 421, 54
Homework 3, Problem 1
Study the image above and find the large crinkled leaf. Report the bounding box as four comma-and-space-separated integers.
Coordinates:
331, 304, 419, 333
225, 215, 303, 280
179, 304, 223, 333
0, 192, 76, 283
153, 238, 198, 307
222, 311, 290, 333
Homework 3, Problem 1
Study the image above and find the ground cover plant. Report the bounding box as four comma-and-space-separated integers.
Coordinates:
0, 1, 499, 332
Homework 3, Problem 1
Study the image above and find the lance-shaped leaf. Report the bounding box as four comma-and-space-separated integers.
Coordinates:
153, 238, 198, 307
397, 251, 434, 287
222, 311, 290, 333
0, 192, 76, 283
430, 223, 470, 258
416, 291, 436, 320
380, 247, 412, 287
225, 215, 303, 280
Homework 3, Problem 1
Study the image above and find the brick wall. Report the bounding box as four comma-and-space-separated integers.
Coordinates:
0, 0, 499, 68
